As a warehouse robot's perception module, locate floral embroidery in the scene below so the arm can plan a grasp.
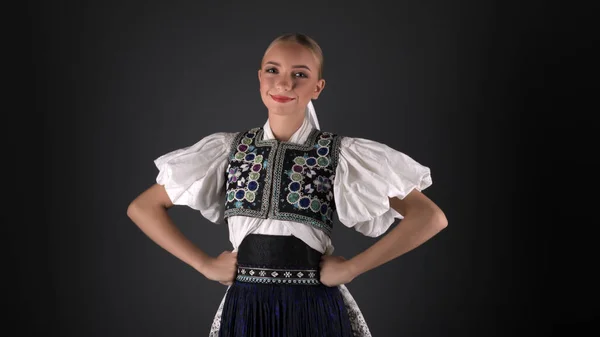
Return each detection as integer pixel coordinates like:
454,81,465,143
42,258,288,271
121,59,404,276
224,128,269,208
275,131,339,231
314,175,332,193
227,167,241,184
224,128,342,235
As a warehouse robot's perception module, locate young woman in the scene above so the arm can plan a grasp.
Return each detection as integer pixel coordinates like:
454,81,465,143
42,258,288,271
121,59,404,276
127,33,448,337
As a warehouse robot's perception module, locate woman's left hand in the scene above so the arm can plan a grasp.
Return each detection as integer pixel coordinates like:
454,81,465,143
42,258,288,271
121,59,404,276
319,255,356,287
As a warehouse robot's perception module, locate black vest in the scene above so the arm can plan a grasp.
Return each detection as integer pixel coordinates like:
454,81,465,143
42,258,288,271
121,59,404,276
223,127,342,236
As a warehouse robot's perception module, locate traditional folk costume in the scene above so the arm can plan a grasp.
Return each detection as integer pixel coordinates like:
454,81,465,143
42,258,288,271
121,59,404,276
154,102,432,336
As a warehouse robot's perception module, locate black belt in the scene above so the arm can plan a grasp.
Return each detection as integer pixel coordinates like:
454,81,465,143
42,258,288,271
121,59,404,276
236,234,322,285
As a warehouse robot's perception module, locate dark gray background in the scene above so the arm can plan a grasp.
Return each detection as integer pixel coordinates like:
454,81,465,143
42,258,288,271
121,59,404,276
33,1,596,336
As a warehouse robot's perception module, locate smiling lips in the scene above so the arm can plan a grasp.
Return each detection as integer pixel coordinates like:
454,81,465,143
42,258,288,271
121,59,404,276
270,94,295,103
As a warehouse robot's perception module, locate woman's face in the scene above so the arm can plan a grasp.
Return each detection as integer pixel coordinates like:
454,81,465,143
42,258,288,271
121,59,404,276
258,42,325,117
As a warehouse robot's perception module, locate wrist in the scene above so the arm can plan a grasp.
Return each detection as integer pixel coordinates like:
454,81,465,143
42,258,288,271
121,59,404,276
192,254,212,274
345,258,362,280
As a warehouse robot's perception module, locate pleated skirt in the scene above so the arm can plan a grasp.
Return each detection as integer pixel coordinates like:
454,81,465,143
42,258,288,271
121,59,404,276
215,234,355,337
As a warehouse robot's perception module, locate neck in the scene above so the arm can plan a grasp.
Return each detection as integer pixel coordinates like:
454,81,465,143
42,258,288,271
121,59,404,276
268,109,305,141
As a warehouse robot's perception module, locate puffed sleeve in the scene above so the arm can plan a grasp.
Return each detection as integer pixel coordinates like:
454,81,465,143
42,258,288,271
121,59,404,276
154,132,238,224
334,137,433,237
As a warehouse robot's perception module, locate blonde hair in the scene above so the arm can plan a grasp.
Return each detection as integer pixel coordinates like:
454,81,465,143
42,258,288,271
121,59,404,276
262,33,324,79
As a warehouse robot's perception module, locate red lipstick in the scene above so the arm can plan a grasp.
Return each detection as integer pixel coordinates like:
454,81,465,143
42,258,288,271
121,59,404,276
270,95,295,103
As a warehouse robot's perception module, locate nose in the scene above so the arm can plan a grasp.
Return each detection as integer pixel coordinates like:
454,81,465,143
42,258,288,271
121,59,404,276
276,76,292,91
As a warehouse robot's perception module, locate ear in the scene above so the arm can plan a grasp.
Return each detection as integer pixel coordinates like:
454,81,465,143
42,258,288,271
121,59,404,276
258,69,262,82
312,78,326,99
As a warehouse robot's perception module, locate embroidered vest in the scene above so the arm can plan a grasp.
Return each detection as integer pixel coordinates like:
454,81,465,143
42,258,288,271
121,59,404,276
223,127,342,236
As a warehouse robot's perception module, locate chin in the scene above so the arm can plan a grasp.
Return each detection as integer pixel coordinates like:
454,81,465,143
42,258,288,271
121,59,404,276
268,106,294,116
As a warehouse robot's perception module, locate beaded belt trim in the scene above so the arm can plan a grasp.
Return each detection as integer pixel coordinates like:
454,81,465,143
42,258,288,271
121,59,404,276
236,266,321,285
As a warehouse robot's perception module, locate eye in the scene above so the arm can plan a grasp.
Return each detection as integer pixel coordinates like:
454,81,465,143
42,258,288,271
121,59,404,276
294,72,308,78
265,68,278,74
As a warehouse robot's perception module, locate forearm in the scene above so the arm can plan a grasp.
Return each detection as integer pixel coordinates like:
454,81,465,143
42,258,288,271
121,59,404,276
127,201,210,273
347,206,447,278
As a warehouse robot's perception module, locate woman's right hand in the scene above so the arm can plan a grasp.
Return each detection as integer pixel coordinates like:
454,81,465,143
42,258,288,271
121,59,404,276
201,251,238,285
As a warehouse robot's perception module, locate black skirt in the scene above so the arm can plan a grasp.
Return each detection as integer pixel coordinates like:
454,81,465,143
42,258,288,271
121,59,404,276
217,234,354,337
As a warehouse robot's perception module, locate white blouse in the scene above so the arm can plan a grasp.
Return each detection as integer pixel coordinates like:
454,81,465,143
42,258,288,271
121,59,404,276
154,117,432,255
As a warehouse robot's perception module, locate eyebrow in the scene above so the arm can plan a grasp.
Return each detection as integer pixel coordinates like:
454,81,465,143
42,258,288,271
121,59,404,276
264,61,311,71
